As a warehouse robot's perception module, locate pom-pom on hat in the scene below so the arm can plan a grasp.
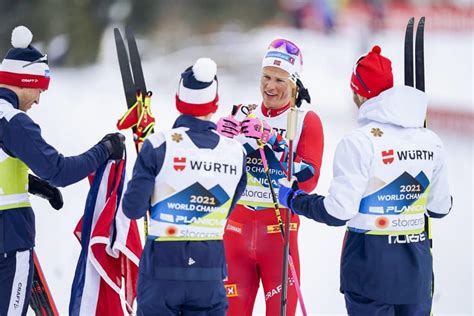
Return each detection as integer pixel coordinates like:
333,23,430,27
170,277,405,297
0,26,50,90
176,57,219,116
262,38,303,78
350,45,393,99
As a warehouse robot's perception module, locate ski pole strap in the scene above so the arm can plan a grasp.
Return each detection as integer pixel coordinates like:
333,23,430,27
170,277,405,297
116,90,155,147
135,91,155,145
116,90,143,130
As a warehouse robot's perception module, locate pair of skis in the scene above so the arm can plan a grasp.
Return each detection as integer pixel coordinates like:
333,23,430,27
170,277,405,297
404,17,425,93
405,16,434,292
114,27,153,237
114,27,154,150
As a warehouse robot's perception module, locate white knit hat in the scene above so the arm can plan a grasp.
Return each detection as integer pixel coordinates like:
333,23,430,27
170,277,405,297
261,38,303,78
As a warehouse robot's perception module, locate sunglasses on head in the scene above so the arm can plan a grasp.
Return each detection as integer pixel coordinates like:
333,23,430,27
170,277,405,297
269,39,301,56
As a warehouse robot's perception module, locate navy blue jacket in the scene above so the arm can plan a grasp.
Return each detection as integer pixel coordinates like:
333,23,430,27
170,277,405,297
123,115,247,281
0,88,110,252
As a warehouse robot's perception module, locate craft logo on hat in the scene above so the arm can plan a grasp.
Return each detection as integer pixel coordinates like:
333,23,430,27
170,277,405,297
175,57,219,117
0,25,50,90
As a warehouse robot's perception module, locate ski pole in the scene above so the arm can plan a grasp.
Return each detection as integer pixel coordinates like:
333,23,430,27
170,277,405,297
257,144,307,316
281,80,298,316
242,104,307,315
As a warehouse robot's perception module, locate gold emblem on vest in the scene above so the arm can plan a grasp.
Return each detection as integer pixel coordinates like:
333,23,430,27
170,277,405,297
171,133,183,143
371,127,384,137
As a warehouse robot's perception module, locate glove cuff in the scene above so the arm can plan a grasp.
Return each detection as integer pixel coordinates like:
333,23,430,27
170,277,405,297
289,189,306,213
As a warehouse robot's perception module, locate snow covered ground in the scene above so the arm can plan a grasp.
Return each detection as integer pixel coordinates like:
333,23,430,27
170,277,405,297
29,26,472,315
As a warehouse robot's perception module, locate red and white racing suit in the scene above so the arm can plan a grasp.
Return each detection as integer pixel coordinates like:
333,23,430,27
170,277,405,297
223,103,324,315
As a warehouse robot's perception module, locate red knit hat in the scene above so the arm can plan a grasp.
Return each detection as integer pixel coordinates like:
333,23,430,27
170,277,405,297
350,45,393,99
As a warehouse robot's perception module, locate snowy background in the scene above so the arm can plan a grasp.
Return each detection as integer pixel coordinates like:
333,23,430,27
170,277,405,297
26,24,472,315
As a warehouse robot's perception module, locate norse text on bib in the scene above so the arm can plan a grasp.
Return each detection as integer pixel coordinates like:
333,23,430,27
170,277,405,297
347,123,436,235
148,128,244,241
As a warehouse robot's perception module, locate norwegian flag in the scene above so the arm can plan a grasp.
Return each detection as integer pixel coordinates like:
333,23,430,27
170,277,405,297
69,160,142,315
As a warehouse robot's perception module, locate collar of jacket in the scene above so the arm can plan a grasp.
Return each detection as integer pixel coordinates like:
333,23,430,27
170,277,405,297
0,88,19,109
260,102,290,117
173,114,217,131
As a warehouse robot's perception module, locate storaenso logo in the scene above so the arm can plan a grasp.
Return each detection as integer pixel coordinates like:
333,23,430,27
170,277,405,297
190,160,238,175
397,150,433,161
13,282,23,309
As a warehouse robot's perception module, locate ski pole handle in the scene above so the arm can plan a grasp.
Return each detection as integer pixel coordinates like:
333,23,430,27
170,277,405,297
286,107,297,141
231,104,241,116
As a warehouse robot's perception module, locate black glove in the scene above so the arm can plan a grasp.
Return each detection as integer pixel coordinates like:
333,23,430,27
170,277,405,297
100,133,126,160
295,79,311,108
28,174,64,210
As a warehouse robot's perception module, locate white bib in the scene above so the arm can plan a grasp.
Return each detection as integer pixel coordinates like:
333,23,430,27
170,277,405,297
148,128,244,241
347,123,436,235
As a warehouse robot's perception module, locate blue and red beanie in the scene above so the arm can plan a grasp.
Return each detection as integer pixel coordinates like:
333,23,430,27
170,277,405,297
0,26,50,90
176,57,219,116
350,45,393,99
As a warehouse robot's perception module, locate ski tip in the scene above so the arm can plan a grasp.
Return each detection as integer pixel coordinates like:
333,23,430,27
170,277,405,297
408,17,415,23
114,28,123,38
125,25,134,36
419,16,426,25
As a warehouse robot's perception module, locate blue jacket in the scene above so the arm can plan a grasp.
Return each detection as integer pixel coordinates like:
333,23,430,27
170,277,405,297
123,114,247,281
0,88,110,252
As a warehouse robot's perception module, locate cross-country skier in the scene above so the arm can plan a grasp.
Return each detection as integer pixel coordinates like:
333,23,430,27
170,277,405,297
216,38,324,315
122,57,247,315
279,45,452,315
0,26,125,315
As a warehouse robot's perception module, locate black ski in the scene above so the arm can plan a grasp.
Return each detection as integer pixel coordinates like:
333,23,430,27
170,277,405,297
29,251,59,316
415,17,425,93
114,28,136,110
404,17,415,87
125,26,147,95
